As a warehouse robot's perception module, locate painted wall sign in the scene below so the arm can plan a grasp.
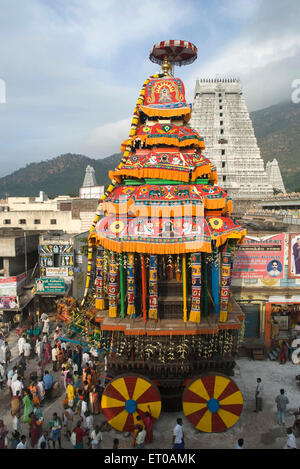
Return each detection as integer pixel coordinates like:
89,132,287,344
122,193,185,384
232,234,285,281
35,278,65,294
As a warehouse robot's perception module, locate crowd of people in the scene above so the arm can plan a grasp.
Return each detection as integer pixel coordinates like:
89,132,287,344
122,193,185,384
0,314,157,450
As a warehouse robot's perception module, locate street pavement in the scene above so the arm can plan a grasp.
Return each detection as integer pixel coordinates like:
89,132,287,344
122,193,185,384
1,324,300,450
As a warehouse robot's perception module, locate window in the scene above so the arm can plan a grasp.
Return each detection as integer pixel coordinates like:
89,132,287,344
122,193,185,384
221,149,225,155
220,120,223,126
220,113,223,117
19,219,26,225
50,219,57,225
219,99,222,103
223,175,227,182
220,129,224,134
219,106,223,110
218,93,222,97
222,161,226,168
34,219,41,224
3,219,11,225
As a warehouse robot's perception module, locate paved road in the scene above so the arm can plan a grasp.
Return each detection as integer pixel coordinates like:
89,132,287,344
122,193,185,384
1,325,300,449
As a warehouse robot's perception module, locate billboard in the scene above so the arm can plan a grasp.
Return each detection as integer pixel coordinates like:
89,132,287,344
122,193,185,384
0,272,26,297
232,234,285,281
288,233,300,278
35,278,65,294
0,296,18,310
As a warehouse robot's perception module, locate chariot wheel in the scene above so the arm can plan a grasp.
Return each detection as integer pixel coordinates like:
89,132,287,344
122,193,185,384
182,373,243,433
101,374,162,432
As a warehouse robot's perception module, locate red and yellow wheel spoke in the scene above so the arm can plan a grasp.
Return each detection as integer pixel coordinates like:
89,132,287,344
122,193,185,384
183,374,243,433
101,375,161,432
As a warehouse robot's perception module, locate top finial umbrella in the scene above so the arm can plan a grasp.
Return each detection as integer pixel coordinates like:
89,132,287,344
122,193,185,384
149,40,197,67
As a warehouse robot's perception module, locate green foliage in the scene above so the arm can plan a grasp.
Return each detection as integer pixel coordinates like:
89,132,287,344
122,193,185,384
251,100,300,192
0,152,122,198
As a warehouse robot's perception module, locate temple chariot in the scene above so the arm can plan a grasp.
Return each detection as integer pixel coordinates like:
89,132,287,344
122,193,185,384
63,41,247,434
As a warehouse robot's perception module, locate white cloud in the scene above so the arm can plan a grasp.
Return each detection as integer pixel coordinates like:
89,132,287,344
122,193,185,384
84,117,131,157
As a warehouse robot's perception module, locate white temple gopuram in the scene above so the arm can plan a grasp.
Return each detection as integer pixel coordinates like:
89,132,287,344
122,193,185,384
190,78,280,200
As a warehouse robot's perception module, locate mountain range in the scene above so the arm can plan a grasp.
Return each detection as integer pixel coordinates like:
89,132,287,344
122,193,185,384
0,100,299,198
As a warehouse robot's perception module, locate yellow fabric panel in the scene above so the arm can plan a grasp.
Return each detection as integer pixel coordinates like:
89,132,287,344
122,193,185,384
101,396,125,409
219,390,244,406
111,377,130,401
182,402,207,416
107,409,128,432
189,379,210,401
213,376,230,400
196,408,211,432
132,378,151,401
217,408,240,428
137,401,162,419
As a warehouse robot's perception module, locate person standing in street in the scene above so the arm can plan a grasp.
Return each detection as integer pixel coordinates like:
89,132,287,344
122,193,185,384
23,341,31,361
52,345,58,372
275,388,289,425
16,435,28,449
254,378,263,412
43,370,54,401
284,427,297,449
172,418,184,449
235,438,244,449
18,335,26,356
134,424,147,449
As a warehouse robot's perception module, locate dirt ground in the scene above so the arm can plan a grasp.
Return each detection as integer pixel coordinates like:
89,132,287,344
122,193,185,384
1,325,300,450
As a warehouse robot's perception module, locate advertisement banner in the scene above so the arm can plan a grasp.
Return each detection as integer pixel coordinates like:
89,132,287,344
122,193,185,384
232,234,285,281
45,267,69,277
35,278,65,294
288,233,300,278
0,296,18,309
0,272,26,297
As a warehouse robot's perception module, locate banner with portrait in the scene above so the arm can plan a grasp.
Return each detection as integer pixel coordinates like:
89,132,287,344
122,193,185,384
288,233,300,278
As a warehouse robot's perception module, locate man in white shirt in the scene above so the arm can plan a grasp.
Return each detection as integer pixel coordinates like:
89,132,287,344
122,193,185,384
135,425,147,449
172,418,184,449
254,378,263,412
18,336,26,356
52,346,58,371
82,351,90,369
284,427,297,449
11,376,24,397
37,431,50,449
35,339,43,361
23,341,31,360
16,435,28,449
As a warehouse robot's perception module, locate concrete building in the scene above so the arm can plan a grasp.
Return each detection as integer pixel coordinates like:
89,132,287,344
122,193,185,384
0,192,100,233
35,231,89,316
190,78,275,200
0,228,39,321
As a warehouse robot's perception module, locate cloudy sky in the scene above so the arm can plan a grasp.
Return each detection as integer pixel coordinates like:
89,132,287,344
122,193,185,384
0,0,299,176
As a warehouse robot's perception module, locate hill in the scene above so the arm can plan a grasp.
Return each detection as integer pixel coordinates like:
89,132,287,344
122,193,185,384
250,101,300,192
1,100,300,197
0,152,121,198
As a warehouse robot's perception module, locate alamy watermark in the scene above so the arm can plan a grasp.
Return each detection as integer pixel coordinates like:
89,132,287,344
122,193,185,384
291,79,300,104
0,78,6,103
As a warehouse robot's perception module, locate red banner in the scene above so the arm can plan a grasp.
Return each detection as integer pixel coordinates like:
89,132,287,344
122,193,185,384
232,234,285,279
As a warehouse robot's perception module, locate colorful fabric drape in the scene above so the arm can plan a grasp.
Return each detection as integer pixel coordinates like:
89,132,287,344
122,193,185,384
211,245,219,316
220,244,232,322
108,252,118,318
149,254,158,321
95,247,105,310
182,254,187,322
119,253,125,319
127,254,136,317
141,255,147,323
189,253,201,323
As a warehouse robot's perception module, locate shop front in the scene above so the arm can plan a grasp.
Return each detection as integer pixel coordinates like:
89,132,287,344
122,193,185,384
265,300,300,349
